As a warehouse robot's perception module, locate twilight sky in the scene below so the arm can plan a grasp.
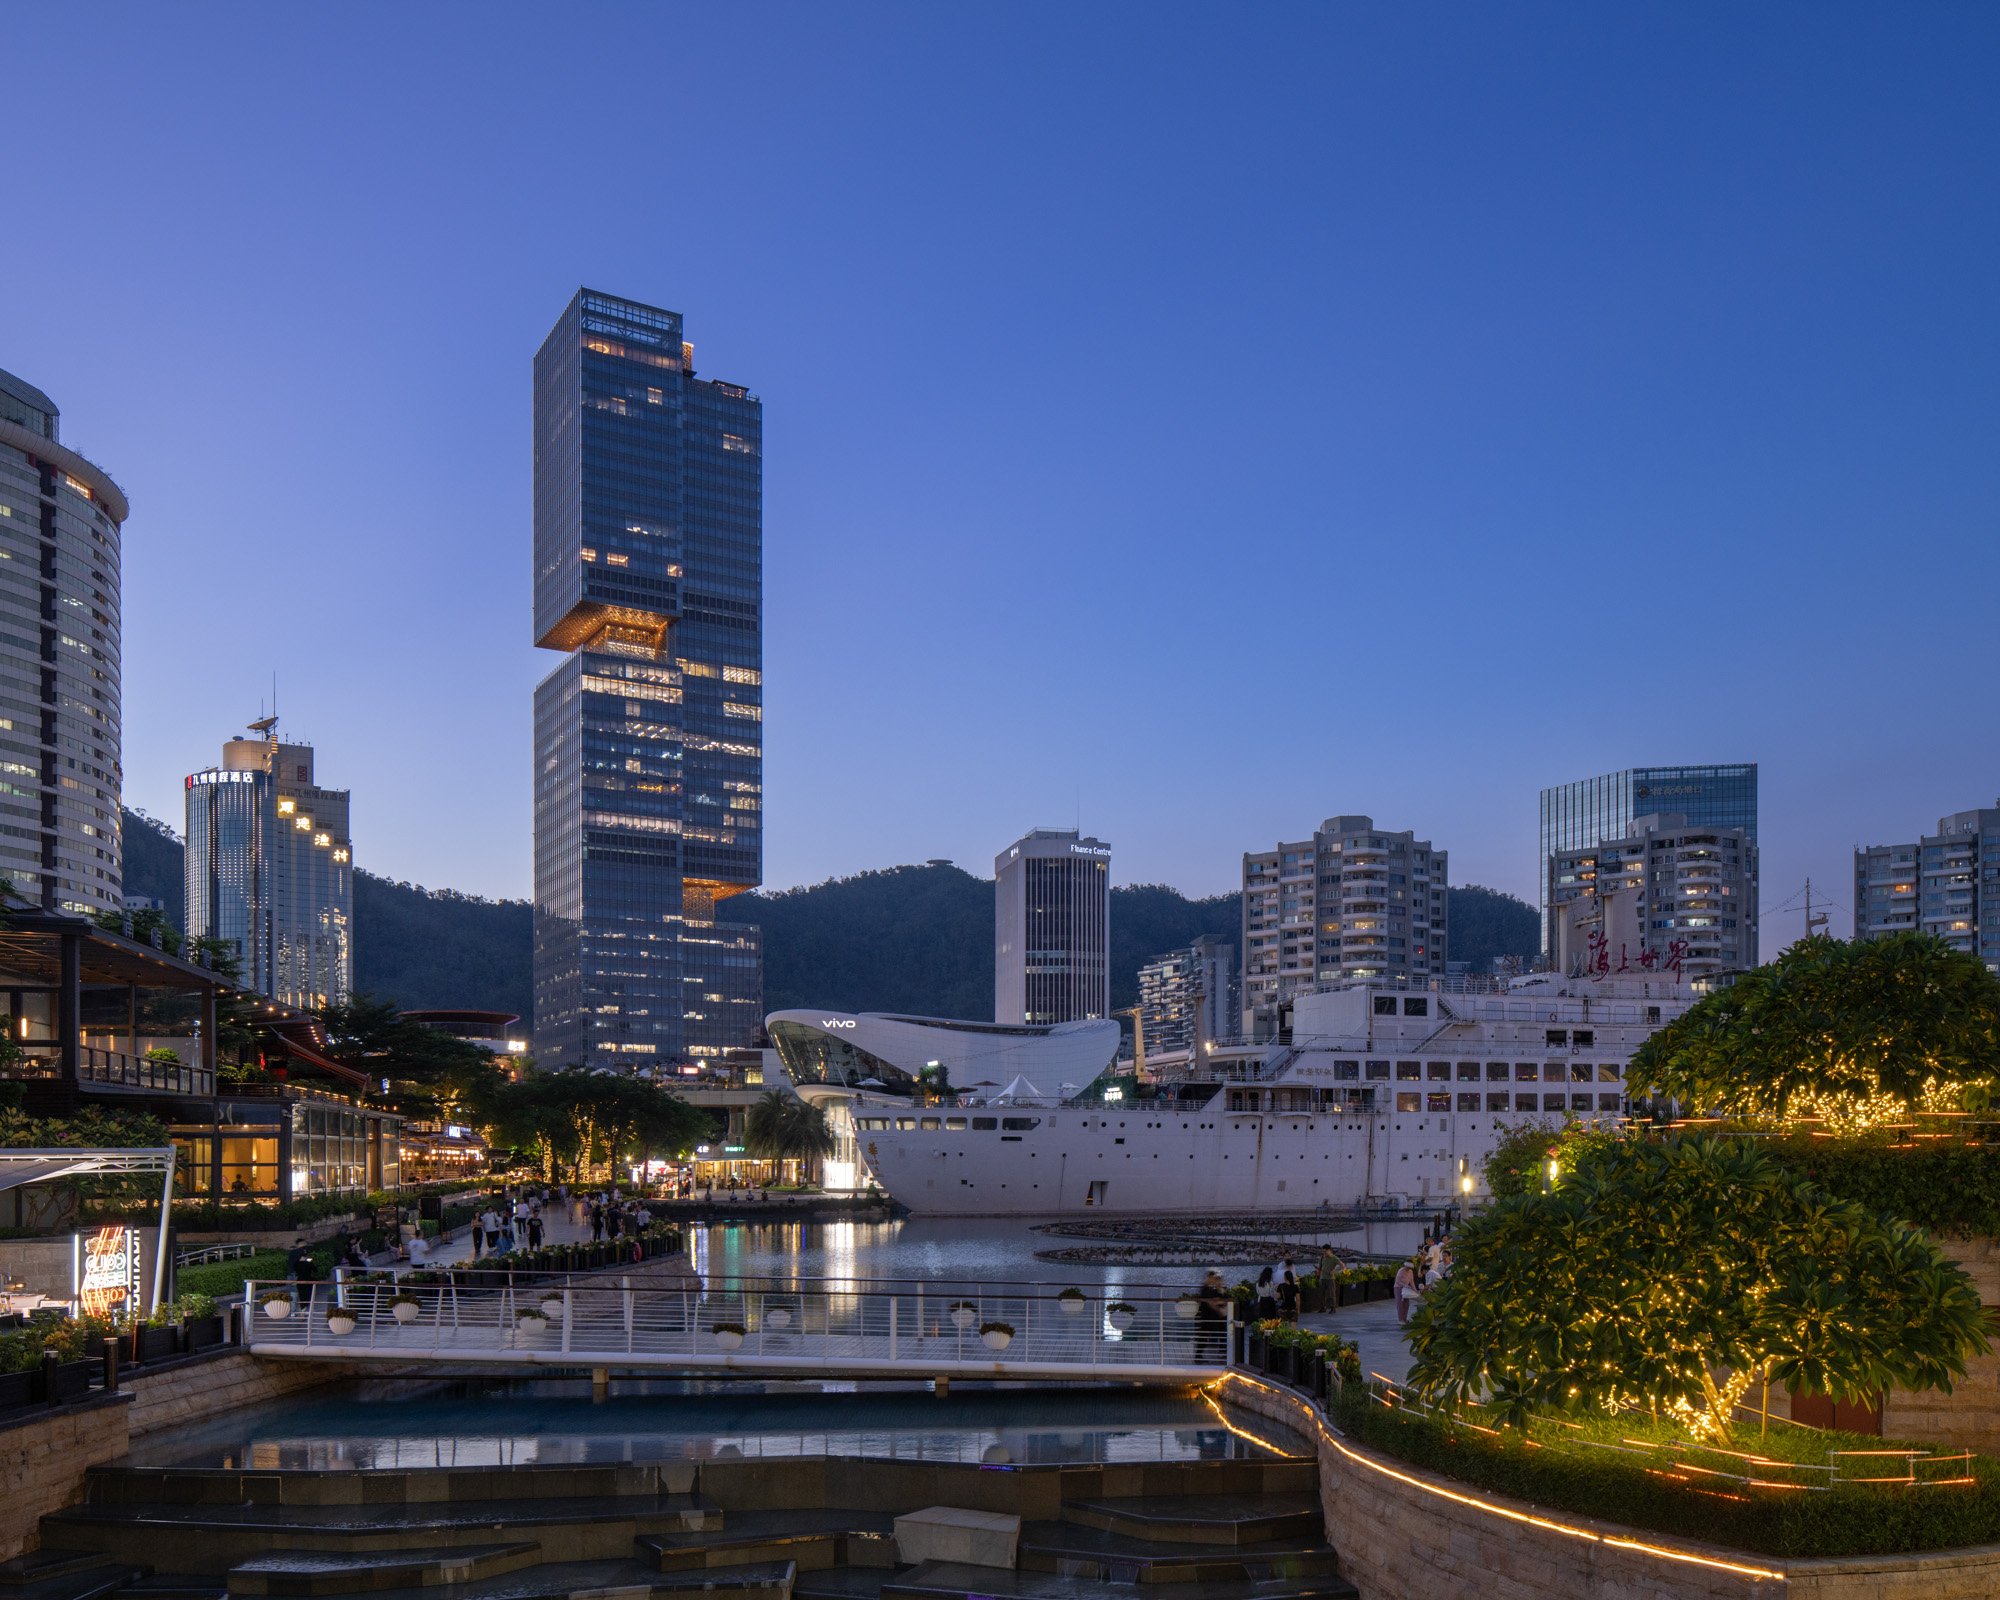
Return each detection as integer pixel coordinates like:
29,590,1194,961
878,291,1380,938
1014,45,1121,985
5,5,1997,942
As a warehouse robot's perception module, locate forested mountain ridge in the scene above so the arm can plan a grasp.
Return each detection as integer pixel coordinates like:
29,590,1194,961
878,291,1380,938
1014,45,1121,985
116,810,1542,1034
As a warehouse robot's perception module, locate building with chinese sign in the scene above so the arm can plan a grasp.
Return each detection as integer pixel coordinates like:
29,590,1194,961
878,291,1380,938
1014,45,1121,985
184,718,353,1009
1549,811,1759,982
1855,802,2000,973
1241,816,1448,1041
1538,763,1758,958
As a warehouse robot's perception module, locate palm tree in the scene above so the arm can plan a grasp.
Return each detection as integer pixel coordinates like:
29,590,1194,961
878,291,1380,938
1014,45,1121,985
743,1092,837,1187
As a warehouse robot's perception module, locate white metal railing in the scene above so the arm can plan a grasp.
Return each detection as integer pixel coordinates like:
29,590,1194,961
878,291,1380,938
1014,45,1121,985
176,1241,257,1268
241,1277,1234,1379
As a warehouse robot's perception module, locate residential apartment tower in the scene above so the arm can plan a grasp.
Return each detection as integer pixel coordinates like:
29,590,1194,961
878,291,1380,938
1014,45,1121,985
1241,816,1447,1040
1538,764,1757,957
1548,811,1757,982
1856,804,2000,972
0,368,127,915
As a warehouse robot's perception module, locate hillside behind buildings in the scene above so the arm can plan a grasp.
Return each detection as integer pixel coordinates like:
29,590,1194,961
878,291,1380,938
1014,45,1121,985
116,811,1540,1040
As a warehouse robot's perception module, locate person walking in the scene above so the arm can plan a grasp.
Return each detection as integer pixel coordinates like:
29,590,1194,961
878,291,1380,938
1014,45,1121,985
1194,1271,1230,1362
526,1207,544,1249
287,1239,322,1316
590,1201,605,1242
1253,1267,1278,1324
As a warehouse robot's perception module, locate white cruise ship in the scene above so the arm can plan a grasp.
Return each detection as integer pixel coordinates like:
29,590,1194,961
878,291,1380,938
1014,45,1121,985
773,974,1698,1218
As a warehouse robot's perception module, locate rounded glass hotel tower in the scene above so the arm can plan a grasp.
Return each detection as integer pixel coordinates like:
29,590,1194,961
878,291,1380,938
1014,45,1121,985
0,369,127,915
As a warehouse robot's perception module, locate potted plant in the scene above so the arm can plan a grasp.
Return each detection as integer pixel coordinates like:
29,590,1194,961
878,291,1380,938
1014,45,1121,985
135,1321,180,1364
260,1291,295,1320
764,1303,794,1331
712,1321,746,1352
390,1292,422,1324
1174,1294,1201,1321
539,1294,565,1320
325,1308,358,1336
980,1321,1014,1352
948,1300,978,1331
1106,1302,1136,1332
516,1307,549,1337
1056,1287,1087,1316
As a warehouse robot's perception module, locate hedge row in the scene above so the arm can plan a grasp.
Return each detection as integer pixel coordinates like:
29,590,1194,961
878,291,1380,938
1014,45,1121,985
1328,1385,2000,1558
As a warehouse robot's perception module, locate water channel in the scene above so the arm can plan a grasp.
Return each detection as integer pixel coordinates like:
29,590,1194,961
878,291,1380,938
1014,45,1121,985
679,1213,1434,1294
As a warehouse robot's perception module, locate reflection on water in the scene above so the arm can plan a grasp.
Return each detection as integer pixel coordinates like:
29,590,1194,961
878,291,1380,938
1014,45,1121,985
685,1214,1433,1294
129,1380,1310,1472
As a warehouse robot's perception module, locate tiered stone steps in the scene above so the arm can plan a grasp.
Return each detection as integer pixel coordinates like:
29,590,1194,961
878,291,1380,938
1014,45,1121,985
23,1419,1349,1600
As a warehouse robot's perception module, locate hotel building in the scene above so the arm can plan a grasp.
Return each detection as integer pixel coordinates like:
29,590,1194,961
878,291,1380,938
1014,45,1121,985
184,721,353,1008
1241,816,1448,1040
0,368,128,915
1856,804,2000,972
531,290,763,1070
995,828,1111,1025
1548,811,1758,981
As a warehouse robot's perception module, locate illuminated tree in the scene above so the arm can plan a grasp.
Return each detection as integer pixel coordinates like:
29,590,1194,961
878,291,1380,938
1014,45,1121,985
1408,1135,1988,1441
1629,933,2000,1131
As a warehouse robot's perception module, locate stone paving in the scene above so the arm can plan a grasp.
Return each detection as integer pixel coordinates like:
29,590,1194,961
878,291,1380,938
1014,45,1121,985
1296,1298,1414,1384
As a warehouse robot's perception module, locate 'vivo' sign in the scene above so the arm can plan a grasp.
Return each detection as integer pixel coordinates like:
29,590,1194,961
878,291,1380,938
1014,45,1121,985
821,1019,857,1029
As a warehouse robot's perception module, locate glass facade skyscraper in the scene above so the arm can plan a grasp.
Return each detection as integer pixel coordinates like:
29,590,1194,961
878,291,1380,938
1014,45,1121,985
184,725,353,1008
1538,764,1758,957
532,290,763,1070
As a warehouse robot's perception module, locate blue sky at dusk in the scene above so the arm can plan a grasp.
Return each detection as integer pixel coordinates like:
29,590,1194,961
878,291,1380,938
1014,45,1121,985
4,5,1996,942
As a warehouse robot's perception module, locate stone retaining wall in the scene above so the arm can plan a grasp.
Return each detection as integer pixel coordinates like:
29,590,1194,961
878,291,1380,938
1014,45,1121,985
0,1397,129,1563
0,1350,352,1559
1216,1370,2000,1599
124,1349,348,1439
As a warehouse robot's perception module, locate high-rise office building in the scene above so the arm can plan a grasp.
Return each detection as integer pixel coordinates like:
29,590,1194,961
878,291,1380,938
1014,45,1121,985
1539,764,1757,956
1548,812,1757,981
0,368,128,915
995,829,1111,1025
185,721,353,1008
1137,935,1238,1055
1856,804,2000,973
531,290,763,1070
1241,816,1448,1039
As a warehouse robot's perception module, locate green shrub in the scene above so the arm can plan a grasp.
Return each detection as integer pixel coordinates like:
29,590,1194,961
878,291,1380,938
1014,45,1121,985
175,1250,291,1299
1329,1385,2000,1558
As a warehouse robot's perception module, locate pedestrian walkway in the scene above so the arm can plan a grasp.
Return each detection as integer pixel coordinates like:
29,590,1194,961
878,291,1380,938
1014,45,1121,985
413,1198,625,1270
1297,1298,1413,1384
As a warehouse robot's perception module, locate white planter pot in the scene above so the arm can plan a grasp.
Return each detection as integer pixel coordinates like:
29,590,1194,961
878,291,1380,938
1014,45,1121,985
1174,1300,1200,1321
516,1316,549,1338
714,1329,745,1352
765,1308,792,1331
950,1308,978,1331
1108,1311,1135,1332
391,1302,420,1324
981,1329,1013,1352
262,1299,293,1321
540,1298,565,1320
325,1313,356,1337
1058,1297,1087,1316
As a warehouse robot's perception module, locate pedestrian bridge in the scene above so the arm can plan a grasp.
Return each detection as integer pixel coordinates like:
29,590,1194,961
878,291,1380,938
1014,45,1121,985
241,1277,1235,1382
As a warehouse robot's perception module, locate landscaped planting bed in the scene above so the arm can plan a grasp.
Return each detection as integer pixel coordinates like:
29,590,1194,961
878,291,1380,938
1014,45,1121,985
1331,1379,2000,1558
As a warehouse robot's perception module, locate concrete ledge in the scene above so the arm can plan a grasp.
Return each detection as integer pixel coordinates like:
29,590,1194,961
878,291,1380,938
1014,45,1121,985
1215,1370,2000,1599
894,1506,1020,1569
